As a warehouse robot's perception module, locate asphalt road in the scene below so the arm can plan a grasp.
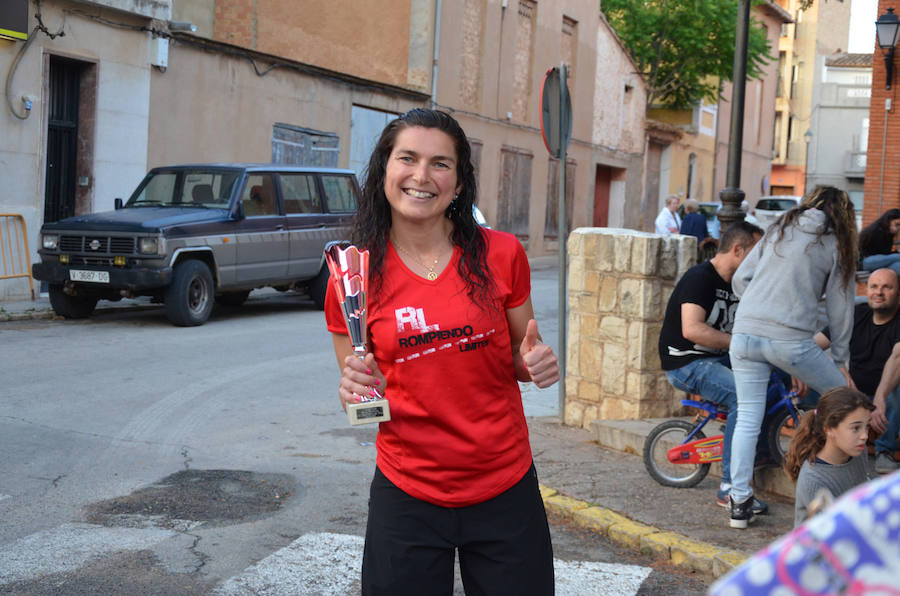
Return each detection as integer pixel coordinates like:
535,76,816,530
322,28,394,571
0,268,709,594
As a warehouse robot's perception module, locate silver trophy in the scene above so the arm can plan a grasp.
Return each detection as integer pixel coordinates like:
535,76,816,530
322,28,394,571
325,244,391,426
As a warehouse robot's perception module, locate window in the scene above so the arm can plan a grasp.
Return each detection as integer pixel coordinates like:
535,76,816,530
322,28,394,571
272,123,339,168
498,146,532,236
544,157,575,237
562,16,577,94
686,154,697,199
511,0,536,121
280,174,321,214
459,0,486,109
241,174,279,217
321,175,357,213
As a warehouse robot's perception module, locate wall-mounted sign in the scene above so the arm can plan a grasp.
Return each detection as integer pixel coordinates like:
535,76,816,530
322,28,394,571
0,0,28,41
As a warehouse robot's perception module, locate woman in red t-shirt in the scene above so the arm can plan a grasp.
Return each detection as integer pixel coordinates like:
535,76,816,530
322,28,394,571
326,109,559,595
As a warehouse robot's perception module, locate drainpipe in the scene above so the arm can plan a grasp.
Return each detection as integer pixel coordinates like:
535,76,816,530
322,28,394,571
431,0,442,108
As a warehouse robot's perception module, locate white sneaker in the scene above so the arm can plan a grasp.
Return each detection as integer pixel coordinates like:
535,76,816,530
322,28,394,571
875,452,899,474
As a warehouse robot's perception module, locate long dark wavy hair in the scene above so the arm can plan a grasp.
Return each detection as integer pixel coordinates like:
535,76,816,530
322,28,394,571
772,186,858,288
351,108,494,308
860,208,900,255
783,387,873,482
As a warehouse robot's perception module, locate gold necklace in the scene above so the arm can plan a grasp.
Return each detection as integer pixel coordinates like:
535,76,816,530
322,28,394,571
394,242,442,281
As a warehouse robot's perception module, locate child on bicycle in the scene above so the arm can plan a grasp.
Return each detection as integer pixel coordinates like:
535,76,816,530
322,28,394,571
784,387,875,526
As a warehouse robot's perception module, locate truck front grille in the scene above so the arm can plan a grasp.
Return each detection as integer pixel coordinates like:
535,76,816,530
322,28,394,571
58,235,136,255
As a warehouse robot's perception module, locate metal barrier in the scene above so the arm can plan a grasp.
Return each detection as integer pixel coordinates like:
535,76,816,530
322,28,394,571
0,213,35,299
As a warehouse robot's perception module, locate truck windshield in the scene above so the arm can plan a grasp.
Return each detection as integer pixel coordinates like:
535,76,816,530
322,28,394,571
126,171,241,208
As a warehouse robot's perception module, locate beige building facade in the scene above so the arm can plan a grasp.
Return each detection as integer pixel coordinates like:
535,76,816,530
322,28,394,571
0,0,172,299
203,0,649,255
1,0,649,299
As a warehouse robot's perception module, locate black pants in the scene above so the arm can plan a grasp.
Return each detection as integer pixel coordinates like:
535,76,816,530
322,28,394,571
361,464,554,596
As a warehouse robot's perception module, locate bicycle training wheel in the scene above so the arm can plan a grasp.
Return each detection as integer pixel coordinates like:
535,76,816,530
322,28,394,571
643,419,711,488
766,405,813,466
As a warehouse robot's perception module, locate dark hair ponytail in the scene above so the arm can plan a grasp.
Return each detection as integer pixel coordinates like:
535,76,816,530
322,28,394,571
784,387,874,481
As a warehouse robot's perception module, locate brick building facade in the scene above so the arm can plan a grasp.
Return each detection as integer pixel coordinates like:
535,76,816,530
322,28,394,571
862,1,900,226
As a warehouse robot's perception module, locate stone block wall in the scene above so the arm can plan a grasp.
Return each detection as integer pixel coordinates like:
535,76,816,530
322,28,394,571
565,228,697,429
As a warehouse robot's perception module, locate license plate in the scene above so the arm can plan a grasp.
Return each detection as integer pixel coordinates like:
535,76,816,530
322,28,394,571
69,270,109,283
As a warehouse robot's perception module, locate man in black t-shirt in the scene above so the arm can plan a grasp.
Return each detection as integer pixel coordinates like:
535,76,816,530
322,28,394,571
816,268,900,473
659,221,763,509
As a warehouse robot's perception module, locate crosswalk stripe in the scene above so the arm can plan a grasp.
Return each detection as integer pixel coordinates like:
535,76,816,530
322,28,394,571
0,522,178,584
216,532,653,595
1,525,653,594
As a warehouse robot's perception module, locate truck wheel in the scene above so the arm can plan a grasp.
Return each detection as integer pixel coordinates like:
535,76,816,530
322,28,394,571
165,260,214,326
215,290,250,307
49,284,98,319
309,264,330,310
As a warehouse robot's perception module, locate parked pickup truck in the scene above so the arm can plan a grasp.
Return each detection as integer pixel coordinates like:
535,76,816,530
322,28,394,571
32,163,357,326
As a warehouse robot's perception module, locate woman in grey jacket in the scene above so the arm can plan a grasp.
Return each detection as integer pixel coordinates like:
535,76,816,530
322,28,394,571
726,186,858,529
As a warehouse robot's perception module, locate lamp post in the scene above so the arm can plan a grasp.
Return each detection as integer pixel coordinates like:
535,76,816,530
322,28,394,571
876,8,900,213
803,129,812,195
718,0,751,228
877,8,900,90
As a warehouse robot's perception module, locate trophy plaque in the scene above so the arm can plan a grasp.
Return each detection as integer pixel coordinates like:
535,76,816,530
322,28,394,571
325,244,391,426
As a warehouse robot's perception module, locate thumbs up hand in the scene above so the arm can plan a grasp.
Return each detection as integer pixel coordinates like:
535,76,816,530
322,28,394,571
519,319,559,388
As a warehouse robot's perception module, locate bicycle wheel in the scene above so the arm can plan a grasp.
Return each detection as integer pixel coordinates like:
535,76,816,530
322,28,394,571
643,420,711,488
766,405,813,466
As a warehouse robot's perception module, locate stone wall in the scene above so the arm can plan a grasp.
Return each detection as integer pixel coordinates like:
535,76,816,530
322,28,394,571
565,228,696,429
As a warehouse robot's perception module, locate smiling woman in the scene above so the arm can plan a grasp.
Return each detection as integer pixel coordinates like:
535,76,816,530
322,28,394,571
324,108,560,595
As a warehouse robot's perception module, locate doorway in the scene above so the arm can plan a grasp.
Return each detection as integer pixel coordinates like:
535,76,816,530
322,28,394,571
43,55,96,224
593,165,611,227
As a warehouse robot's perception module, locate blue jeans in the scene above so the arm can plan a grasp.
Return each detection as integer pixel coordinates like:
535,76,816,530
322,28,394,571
875,388,900,455
862,254,900,277
665,355,737,485
729,334,848,503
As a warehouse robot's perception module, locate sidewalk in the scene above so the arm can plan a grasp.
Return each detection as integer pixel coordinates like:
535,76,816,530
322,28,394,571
528,416,796,579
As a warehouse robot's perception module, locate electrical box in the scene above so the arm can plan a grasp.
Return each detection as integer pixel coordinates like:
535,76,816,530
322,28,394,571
151,37,169,68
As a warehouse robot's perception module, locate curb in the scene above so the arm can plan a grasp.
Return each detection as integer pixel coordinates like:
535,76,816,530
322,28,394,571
540,485,747,578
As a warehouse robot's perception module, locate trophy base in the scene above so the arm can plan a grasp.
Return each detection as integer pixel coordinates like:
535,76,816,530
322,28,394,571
347,398,391,426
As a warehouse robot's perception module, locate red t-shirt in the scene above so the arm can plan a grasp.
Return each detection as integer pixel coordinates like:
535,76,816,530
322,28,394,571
325,228,533,507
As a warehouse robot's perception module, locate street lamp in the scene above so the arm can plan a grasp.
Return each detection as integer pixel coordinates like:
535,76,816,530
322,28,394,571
718,0,751,227
876,8,900,89
803,129,812,195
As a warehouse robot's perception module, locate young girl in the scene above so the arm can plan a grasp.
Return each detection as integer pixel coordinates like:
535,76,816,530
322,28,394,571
727,186,858,529
784,387,875,527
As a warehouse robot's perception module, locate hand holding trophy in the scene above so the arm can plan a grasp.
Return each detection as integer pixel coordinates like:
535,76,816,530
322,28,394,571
325,244,391,426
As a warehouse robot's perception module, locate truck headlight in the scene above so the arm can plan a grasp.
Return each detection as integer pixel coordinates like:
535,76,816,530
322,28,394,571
42,234,58,250
138,237,159,254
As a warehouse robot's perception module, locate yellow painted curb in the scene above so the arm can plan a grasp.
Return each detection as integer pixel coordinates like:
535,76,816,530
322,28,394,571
545,487,746,578
669,537,723,574
607,519,659,550
538,484,558,500
713,550,748,577
544,494,589,518
573,506,630,534
640,531,684,559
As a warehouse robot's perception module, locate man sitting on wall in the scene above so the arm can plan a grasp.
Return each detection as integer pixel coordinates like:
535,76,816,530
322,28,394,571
658,221,765,510
815,268,900,473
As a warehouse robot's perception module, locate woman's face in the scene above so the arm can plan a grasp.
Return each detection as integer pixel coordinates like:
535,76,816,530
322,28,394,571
384,126,461,225
825,406,871,460
889,218,900,235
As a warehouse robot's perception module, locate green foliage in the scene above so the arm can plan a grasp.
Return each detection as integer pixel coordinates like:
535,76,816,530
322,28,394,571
602,0,774,109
